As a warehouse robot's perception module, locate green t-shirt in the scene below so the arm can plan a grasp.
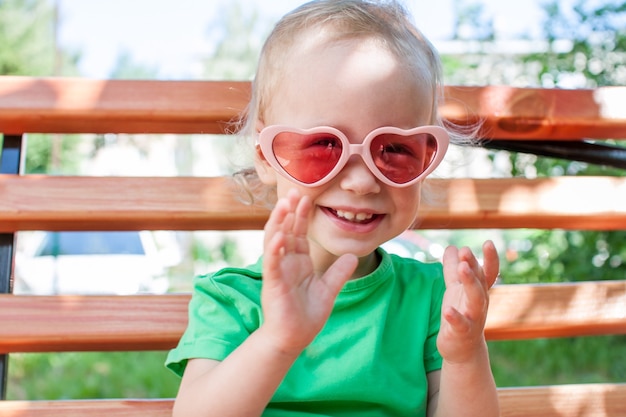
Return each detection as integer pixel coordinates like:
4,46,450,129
166,248,445,417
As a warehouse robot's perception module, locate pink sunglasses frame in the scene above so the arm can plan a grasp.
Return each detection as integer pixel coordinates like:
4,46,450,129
257,125,450,187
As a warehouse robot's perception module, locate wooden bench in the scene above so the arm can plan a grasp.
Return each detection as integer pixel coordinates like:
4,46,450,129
1,76,625,417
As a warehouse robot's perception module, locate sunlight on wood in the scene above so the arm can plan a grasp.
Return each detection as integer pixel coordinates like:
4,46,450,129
499,384,626,417
500,177,626,215
594,87,626,120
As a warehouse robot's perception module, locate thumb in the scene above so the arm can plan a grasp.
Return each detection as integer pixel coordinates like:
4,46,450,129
322,253,358,295
482,240,500,288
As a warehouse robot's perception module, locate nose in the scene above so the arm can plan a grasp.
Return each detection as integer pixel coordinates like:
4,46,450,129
338,155,382,195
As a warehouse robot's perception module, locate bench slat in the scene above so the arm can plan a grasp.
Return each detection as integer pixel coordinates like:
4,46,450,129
1,281,624,353
443,85,626,140
1,77,625,139
497,383,626,417
0,399,173,417
0,77,250,135
486,280,626,340
2,175,625,232
0,294,189,353
1,384,625,417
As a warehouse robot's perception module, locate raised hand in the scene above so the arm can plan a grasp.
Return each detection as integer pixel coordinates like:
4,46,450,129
260,189,358,355
437,240,499,364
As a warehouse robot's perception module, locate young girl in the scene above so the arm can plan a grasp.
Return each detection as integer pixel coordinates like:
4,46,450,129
166,1,500,416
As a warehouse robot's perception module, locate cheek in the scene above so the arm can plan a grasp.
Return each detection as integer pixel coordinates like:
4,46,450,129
274,178,315,201
396,186,423,226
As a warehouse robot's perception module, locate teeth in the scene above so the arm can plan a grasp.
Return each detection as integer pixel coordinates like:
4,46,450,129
336,210,373,222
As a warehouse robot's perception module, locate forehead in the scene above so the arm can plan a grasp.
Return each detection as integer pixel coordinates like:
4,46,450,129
265,32,434,129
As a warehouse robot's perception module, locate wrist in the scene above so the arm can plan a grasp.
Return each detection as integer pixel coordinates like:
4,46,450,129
441,339,491,368
255,325,308,360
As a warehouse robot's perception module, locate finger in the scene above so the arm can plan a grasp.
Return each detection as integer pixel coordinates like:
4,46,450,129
457,247,483,278
459,245,499,291
268,190,301,253
456,261,489,319
281,212,297,253
263,230,286,282
263,195,292,249
442,305,471,334
292,195,312,254
293,194,311,235
482,240,500,288
442,245,461,286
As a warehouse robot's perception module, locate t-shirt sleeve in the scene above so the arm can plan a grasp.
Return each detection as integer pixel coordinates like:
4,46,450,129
165,270,263,377
423,263,445,373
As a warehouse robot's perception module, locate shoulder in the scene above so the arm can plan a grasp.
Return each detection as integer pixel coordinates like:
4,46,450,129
383,249,443,282
191,259,264,307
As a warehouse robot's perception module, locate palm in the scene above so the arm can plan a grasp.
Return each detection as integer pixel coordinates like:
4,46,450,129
260,190,357,354
437,242,499,363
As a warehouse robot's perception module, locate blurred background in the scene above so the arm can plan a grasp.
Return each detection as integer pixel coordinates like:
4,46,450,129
1,0,625,401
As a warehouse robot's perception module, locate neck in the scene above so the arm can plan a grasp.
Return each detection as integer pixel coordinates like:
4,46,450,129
352,250,380,279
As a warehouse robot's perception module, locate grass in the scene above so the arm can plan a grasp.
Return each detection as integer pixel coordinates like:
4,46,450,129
7,351,180,400
489,335,626,387
7,336,625,400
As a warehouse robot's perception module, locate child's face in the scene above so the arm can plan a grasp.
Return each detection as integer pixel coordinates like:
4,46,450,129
257,33,435,273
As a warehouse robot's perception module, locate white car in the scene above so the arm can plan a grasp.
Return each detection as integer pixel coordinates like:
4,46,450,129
14,231,170,295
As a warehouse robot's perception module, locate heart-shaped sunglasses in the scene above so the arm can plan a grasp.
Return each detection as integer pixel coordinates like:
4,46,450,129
257,125,449,187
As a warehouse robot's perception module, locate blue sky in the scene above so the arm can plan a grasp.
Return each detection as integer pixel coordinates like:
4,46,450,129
57,0,553,79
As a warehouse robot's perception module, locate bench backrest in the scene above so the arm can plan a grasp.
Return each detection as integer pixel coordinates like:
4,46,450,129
1,77,625,417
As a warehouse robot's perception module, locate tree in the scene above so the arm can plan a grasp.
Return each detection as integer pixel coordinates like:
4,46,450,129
109,49,159,80
0,0,82,174
531,0,626,87
436,0,626,284
500,0,626,284
0,0,79,76
202,2,265,81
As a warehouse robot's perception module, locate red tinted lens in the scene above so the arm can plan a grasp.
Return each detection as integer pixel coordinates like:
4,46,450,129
272,132,344,184
370,133,438,184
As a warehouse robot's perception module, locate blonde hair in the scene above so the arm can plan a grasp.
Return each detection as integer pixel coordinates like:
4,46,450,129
233,0,456,207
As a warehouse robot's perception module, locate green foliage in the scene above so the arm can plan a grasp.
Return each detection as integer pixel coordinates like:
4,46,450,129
109,50,160,79
502,229,626,284
1,0,84,174
24,134,82,174
489,335,626,387
7,351,179,400
451,0,494,41
0,0,54,75
475,0,626,284
202,2,266,80
532,0,626,87
444,0,626,389
192,235,245,267
0,0,79,76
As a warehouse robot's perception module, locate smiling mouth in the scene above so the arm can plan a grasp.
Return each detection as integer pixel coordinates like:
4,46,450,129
328,208,378,224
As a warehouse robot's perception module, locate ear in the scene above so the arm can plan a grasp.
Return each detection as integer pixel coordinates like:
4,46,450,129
254,121,278,186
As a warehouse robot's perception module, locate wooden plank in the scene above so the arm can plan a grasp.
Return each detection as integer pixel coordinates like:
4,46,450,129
0,384,625,417
0,294,189,353
443,85,626,140
486,280,626,340
0,399,173,417
1,77,625,139
0,175,268,232
0,77,250,134
498,383,626,417
1,175,625,232
0,281,624,353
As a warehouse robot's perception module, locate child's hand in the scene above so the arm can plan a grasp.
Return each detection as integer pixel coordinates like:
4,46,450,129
260,189,358,356
437,241,499,364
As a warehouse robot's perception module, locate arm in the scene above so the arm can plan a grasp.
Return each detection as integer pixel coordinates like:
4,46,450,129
172,189,358,417
427,241,500,417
